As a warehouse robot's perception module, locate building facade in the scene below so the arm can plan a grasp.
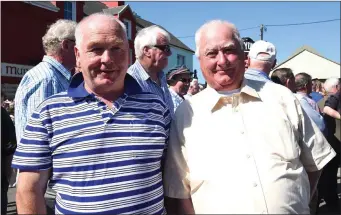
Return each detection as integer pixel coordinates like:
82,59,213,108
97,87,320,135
1,1,194,99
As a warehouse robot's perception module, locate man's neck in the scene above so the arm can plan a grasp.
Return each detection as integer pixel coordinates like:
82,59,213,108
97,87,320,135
84,84,124,109
248,66,270,75
47,54,71,71
138,59,160,82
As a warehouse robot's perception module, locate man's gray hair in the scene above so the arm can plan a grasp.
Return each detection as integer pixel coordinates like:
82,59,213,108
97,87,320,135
134,25,171,59
324,77,340,93
75,13,127,49
195,20,243,57
42,19,77,55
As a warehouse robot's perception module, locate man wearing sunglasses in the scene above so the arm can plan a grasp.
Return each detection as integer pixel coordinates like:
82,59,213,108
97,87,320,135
166,65,193,112
128,25,175,117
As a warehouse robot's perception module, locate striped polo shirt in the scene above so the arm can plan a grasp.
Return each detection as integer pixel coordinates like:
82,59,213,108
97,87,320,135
12,72,171,214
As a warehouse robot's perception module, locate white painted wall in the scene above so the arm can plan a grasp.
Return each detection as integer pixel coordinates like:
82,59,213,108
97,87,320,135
273,50,340,79
164,46,194,73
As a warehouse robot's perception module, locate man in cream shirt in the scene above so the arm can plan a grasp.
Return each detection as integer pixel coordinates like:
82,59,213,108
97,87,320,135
163,20,336,214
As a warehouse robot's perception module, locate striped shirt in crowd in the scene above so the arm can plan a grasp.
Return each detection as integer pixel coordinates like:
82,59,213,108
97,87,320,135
12,72,171,214
128,60,175,118
169,87,184,112
14,55,72,142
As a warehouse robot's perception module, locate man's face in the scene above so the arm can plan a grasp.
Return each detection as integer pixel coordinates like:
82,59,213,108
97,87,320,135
198,25,245,91
149,34,172,71
190,84,200,95
173,73,192,96
75,19,129,94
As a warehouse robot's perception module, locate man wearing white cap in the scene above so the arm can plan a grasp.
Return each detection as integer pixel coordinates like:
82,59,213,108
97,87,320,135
244,40,277,82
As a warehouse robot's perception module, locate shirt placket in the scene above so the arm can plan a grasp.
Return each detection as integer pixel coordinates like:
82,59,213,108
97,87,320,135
232,94,268,214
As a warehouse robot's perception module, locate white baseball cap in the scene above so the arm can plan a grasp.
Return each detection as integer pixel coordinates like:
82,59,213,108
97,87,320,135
249,40,276,62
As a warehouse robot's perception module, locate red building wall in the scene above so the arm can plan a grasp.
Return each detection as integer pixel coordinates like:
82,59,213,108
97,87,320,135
1,1,84,87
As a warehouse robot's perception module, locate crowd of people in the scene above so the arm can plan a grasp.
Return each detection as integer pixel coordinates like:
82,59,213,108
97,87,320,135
1,12,340,215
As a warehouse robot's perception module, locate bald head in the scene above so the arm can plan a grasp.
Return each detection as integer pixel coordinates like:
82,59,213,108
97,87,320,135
75,13,127,49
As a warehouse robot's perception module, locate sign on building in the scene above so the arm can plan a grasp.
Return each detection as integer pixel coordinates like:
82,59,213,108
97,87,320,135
1,62,33,77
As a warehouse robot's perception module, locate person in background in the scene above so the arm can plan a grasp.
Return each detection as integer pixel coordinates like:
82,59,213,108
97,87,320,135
12,13,171,214
294,73,325,132
270,67,296,92
1,106,17,215
128,25,174,116
163,19,335,214
166,65,193,111
310,79,325,103
184,79,200,100
13,19,77,188
317,77,341,214
244,40,277,82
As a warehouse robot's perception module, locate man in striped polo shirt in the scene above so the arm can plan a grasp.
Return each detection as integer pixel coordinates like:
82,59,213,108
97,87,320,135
12,13,171,215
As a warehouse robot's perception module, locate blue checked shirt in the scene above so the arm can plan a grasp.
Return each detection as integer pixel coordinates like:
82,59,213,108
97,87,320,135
14,55,71,142
128,60,175,118
169,87,184,112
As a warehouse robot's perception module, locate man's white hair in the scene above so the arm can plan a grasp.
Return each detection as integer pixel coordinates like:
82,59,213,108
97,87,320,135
42,19,77,55
75,13,127,49
324,77,340,93
195,20,243,57
134,25,171,59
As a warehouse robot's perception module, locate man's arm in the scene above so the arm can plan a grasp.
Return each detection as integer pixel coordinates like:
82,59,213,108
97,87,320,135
16,169,51,214
323,106,341,120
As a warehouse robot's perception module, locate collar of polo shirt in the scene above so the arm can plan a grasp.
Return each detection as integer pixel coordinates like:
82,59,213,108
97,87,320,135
67,72,142,100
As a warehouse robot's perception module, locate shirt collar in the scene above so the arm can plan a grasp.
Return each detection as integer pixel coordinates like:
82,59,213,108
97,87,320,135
42,55,72,81
202,78,261,113
134,60,165,81
68,72,142,99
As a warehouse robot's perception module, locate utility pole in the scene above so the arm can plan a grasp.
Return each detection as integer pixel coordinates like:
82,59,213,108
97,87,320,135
260,24,264,40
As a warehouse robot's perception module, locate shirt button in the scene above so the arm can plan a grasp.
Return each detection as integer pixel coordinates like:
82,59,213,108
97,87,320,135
241,131,244,134
246,154,251,158
253,182,258,187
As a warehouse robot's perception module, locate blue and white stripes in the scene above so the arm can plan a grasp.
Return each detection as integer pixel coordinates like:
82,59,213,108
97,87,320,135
128,60,175,118
14,55,71,143
12,73,171,214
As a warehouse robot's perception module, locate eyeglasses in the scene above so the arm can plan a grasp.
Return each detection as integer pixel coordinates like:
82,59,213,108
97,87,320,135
178,78,192,83
151,44,171,53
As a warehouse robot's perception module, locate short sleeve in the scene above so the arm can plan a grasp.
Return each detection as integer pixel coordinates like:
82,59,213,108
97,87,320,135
297,101,336,172
324,94,339,110
12,106,52,171
163,102,192,199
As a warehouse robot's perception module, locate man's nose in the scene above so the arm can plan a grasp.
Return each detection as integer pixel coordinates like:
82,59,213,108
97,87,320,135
217,51,228,66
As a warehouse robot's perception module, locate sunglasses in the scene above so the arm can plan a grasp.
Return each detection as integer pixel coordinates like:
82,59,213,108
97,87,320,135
178,78,192,83
151,44,171,53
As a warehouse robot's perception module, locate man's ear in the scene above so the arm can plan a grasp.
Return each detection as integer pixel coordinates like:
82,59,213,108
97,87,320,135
143,46,151,58
74,46,81,70
61,39,70,50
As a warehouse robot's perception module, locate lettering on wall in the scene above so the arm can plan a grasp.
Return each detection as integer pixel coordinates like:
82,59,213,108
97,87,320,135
1,63,33,77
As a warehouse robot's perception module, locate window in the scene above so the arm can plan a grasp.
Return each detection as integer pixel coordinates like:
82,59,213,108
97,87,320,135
177,54,185,66
64,2,76,21
123,19,132,40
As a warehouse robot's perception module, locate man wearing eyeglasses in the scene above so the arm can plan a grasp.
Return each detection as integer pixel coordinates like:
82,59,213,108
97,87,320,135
128,25,175,117
166,65,193,112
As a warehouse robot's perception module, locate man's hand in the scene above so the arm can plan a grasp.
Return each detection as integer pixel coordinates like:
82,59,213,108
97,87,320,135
16,169,51,214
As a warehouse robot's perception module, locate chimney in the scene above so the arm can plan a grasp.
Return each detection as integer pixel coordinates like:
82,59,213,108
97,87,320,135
101,1,125,8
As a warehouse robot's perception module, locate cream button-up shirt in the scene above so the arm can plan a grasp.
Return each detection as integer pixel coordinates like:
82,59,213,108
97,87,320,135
163,79,336,214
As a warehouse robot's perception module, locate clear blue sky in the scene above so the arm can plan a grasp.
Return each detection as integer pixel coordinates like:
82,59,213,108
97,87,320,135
127,1,340,83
